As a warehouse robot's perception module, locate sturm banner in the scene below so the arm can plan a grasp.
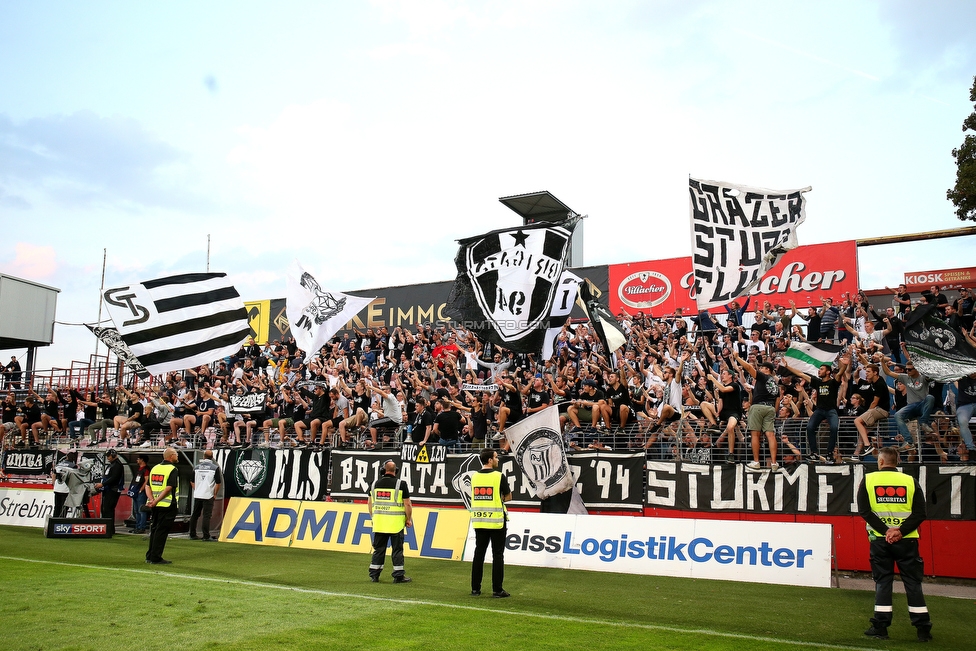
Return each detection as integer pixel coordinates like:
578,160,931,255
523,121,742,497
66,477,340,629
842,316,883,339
329,450,645,511
645,461,976,520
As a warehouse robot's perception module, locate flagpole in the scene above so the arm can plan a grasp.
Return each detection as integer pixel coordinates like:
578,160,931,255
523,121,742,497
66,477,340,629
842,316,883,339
94,248,106,361
207,234,211,272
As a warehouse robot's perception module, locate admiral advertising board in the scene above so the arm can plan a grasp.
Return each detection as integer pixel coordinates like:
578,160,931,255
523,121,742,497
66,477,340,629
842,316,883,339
467,512,832,588
218,498,470,560
608,241,858,317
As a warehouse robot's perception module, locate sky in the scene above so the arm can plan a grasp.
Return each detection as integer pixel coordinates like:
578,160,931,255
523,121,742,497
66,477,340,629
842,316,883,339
1,0,975,371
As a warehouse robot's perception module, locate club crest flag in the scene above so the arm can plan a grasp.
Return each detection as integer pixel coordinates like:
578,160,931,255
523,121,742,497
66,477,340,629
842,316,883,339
903,303,976,382
286,261,374,362
85,323,151,379
102,272,250,376
447,219,578,354
689,178,811,311
502,406,576,501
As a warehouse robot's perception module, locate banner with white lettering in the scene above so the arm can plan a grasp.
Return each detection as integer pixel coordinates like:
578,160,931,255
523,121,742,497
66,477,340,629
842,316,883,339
1,448,56,476
329,450,645,511
689,178,812,310
230,391,269,415
645,461,975,520
213,447,330,500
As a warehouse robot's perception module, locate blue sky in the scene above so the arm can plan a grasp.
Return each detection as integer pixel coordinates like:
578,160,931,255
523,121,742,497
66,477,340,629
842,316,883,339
1,0,974,369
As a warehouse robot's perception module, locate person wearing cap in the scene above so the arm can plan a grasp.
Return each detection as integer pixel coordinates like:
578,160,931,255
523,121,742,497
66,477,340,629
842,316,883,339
145,447,180,565
367,459,412,583
857,446,932,642
94,449,125,521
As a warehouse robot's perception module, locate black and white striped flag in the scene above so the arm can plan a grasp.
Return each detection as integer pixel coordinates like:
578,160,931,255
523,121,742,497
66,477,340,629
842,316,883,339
102,272,250,376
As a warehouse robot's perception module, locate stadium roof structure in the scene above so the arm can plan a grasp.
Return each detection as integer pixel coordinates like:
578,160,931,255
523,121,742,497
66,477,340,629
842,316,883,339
499,190,578,224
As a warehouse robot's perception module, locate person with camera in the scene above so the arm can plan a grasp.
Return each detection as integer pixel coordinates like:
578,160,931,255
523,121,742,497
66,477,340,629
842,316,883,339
94,449,124,521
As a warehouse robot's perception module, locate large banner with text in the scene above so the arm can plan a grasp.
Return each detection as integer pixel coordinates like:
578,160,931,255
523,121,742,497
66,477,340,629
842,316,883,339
329,449,645,511
218,498,470,560
645,462,976,520
467,511,832,587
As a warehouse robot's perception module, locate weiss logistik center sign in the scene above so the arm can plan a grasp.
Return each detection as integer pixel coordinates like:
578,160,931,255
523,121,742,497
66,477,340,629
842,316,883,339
219,498,832,588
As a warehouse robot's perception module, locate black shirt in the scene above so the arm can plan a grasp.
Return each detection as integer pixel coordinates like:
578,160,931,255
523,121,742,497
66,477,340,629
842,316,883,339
809,376,841,412
751,371,779,405
433,409,463,441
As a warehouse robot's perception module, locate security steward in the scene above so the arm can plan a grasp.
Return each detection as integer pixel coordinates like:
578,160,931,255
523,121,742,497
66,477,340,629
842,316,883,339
469,447,512,598
368,460,412,583
856,446,933,642
144,447,180,565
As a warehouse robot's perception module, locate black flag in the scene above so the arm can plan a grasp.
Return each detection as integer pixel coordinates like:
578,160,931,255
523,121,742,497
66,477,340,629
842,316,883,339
579,278,627,358
446,219,577,353
903,304,976,382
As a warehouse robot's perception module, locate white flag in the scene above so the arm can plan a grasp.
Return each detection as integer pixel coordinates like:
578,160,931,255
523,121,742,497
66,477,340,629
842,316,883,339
503,406,575,501
286,261,374,362
102,272,250,376
689,178,811,310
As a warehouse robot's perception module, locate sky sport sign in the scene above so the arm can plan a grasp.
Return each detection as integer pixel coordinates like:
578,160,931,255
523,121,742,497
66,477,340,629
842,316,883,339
469,512,832,588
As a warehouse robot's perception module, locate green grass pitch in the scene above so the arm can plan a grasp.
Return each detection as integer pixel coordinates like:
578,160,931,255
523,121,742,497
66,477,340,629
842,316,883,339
0,525,969,650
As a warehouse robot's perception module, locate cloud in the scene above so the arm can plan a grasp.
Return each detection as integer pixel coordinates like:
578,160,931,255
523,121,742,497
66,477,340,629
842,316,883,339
6,242,58,280
0,110,210,211
0,185,30,209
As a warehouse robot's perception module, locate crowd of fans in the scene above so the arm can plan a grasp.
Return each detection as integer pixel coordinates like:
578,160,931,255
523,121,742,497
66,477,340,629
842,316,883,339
2,284,975,467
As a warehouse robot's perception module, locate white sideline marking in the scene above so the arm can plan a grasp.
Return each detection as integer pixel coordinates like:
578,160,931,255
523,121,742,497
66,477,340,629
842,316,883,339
0,555,876,650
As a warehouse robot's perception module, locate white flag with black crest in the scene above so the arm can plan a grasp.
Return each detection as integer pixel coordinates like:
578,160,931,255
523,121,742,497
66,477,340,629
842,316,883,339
689,178,811,310
286,260,374,362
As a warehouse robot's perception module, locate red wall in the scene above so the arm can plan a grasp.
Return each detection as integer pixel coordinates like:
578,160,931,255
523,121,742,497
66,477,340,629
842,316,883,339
643,507,976,579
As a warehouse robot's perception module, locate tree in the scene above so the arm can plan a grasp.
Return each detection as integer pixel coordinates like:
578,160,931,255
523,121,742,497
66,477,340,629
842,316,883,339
947,75,976,222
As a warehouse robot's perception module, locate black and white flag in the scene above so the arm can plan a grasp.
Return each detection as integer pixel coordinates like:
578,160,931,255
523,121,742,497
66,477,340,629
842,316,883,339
903,304,976,382
502,406,586,514
579,278,627,357
286,261,374,363
85,323,150,379
541,269,583,360
230,391,268,415
689,178,811,310
446,219,577,354
102,273,250,376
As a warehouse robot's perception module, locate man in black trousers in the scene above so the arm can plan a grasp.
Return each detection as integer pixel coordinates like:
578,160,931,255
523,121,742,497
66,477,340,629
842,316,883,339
145,447,180,565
